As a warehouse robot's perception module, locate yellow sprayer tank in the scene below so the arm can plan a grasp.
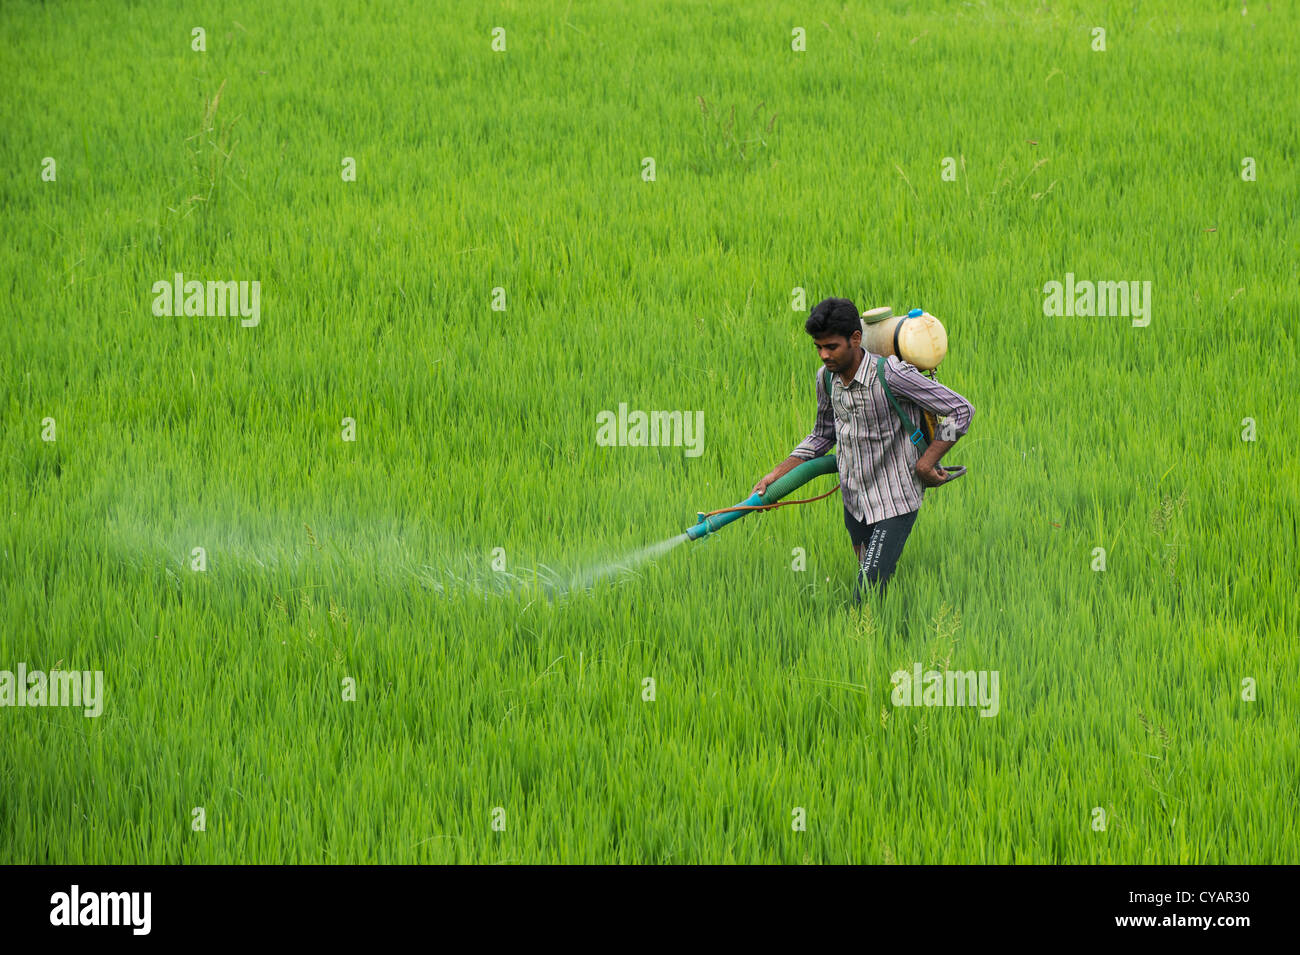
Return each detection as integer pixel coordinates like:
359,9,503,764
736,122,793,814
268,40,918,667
861,306,948,370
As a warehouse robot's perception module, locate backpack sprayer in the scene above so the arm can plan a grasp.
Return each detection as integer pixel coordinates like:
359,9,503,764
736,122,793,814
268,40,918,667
685,306,957,541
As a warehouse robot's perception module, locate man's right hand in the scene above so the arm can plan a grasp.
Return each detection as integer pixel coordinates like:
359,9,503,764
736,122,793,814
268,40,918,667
753,456,805,497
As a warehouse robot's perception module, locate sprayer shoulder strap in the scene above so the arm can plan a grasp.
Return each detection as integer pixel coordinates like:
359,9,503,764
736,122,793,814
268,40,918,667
823,368,833,405
876,356,929,452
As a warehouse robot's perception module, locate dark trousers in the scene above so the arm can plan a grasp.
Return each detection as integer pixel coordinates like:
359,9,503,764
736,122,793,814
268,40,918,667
844,507,919,602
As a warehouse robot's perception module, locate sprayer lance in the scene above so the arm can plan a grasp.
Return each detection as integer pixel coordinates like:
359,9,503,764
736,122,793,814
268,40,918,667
685,454,839,541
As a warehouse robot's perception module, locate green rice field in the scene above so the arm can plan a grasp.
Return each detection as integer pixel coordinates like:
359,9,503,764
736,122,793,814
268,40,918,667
2,0,1296,863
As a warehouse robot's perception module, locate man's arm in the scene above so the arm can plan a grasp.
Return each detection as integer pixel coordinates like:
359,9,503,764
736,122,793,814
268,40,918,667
884,357,975,486
753,368,835,494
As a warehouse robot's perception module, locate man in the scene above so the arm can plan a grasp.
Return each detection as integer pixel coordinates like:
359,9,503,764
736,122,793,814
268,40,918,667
754,297,974,601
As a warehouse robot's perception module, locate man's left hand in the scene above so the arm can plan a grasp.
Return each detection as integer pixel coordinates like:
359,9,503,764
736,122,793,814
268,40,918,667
915,462,951,487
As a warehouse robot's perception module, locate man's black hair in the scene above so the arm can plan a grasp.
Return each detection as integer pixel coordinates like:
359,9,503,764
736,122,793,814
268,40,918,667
805,297,862,340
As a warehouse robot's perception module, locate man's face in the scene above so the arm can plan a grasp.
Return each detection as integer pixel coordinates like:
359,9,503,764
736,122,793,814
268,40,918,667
813,331,862,373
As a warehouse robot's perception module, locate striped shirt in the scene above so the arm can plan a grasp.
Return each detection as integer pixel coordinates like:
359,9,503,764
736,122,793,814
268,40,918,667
789,351,975,525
